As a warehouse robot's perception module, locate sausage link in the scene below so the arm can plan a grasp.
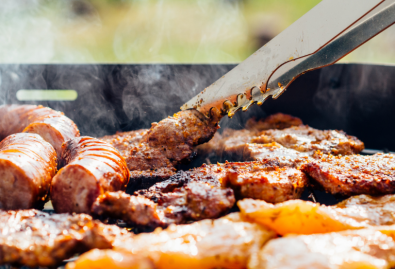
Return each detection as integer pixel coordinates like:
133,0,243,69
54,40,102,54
0,105,80,164
51,136,130,214
0,133,57,209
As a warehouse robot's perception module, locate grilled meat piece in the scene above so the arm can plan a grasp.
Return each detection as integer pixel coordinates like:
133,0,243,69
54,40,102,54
51,137,130,214
242,142,311,167
252,125,364,156
252,227,395,269
302,153,395,196
0,104,80,163
100,110,220,191
224,161,309,203
142,110,220,164
245,113,303,132
0,209,128,268
139,160,308,203
108,213,275,269
215,124,364,162
93,182,235,228
239,194,395,236
100,129,148,158
0,133,57,210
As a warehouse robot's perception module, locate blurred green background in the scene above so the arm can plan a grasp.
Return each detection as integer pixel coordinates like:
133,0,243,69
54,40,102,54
0,0,394,64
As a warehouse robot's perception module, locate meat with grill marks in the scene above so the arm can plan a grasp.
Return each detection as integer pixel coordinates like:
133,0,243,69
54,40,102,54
216,125,364,162
0,104,80,164
302,153,395,196
92,182,235,228
51,136,130,214
92,159,308,228
0,209,129,268
100,109,220,191
0,133,57,210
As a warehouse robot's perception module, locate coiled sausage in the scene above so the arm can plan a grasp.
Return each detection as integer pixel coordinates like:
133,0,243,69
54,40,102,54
51,136,130,214
0,133,57,209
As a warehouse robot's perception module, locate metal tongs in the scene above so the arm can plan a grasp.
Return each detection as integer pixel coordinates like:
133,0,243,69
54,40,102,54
182,0,395,118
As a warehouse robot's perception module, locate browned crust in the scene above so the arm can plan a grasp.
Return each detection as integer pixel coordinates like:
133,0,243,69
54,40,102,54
0,209,128,267
302,154,395,196
0,105,80,164
51,136,130,214
0,133,57,209
245,113,303,132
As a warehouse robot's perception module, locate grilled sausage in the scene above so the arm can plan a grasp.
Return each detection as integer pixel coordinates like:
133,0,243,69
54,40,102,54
0,133,57,209
51,137,130,214
0,104,80,164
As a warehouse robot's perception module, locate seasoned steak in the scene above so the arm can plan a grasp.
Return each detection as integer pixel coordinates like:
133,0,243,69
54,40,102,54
0,209,128,268
140,160,309,203
142,109,220,164
245,113,303,132
93,182,235,228
302,153,395,196
252,125,364,156
240,142,311,168
100,110,220,191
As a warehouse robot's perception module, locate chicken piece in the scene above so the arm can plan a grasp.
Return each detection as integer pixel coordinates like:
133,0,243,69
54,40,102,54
108,213,275,269
0,133,57,210
92,181,235,228
245,113,303,132
0,104,80,163
238,194,395,236
251,227,395,269
51,137,130,214
100,129,148,158
252,125,364,156
302,153,395,196
66,249,155,269
0,209,128,268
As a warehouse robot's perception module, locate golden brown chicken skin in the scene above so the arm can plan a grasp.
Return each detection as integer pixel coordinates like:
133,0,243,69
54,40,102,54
67,213,275,269
51,136,130,214
0,133,57,210
0,209,128,268
302,153,395,196
252,227,395,269
0,104,80,163
239,194,395,236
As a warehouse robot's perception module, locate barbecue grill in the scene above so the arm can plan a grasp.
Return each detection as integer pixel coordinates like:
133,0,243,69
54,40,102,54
0,63,395,268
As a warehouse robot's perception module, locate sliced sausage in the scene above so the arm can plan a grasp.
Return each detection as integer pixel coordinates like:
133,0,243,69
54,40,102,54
51,136,130,214
0,104,80,164
0,133,57,209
